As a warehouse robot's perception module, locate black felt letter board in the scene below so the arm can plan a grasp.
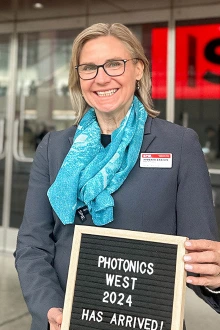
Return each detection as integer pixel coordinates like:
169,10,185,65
61,226,186,330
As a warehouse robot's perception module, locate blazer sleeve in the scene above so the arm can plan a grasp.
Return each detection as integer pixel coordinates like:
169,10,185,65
14,132,65,329
176,127,220,312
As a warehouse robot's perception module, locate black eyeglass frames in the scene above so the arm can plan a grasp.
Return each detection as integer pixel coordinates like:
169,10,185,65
75,58,139,80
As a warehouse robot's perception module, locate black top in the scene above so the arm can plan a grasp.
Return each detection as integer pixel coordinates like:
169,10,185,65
101,134,111,147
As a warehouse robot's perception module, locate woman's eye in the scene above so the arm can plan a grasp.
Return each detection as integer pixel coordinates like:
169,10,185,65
81,65,96,71
106,61,122,68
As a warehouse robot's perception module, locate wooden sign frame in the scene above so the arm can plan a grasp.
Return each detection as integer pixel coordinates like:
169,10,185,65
61,225,187,330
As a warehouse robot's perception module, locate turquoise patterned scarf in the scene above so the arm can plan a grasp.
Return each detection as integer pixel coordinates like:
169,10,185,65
47,96,147,226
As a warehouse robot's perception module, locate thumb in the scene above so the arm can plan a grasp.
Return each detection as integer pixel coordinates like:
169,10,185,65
48,307,63,325
56,310,63,325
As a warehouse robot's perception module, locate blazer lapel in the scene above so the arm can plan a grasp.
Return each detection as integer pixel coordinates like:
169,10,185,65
68,136,73,145
68,126,77,145
140,116,156,152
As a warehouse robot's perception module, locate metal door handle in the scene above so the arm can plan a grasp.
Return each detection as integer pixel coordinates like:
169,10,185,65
13,119,33,162
0,119,5,160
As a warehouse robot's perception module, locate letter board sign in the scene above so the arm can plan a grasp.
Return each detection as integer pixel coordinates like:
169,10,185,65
61,226,187,330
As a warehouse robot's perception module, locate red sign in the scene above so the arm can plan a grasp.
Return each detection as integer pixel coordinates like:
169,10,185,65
151,24,220,99
151,27,168,99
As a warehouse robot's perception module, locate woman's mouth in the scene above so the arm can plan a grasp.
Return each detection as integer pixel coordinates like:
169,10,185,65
96,89,118,97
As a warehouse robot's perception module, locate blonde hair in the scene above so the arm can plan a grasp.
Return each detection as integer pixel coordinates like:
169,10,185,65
69,23,159,123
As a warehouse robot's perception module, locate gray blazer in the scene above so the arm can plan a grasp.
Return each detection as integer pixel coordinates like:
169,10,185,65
15,117,220,330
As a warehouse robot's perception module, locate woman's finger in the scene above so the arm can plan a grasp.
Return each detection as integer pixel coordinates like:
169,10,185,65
186,274,220,288
184,262,220,276
48,308,63,330
184,250,220,264
50,324,61,330
185,239,220,252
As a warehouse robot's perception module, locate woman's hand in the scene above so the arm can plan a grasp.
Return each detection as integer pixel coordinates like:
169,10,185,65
47,307,63,330
184,239,220,290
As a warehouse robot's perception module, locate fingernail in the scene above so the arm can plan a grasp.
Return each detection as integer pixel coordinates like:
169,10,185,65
186,278,193,283
184,255,191,261
185,264,193,270
185,241,192,246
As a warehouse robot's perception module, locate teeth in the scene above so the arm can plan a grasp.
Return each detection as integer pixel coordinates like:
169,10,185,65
96,89,117,97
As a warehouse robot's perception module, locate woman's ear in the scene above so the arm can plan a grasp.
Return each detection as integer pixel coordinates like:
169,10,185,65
135,60,144,80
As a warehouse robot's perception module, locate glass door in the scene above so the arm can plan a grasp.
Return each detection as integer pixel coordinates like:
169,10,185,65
9,29,81,237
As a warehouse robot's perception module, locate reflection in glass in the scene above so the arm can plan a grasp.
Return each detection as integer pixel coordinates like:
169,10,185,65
16,29,81,159
175,21,220,169
141,23,168,119
0,35,10,226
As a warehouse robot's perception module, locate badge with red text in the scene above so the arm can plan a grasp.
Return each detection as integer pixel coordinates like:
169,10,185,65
140,153,172,168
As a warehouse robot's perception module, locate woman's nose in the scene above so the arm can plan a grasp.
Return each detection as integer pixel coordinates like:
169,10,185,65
94,67,111,83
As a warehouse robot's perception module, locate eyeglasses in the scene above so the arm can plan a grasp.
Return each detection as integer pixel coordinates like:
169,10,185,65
75,58,139,80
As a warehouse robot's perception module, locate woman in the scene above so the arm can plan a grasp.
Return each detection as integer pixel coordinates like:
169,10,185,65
15,23,220,330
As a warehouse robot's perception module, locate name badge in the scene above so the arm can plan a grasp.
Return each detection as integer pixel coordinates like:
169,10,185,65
140,153,172,168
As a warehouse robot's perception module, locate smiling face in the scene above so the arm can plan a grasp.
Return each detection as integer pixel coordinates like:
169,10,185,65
79,36,144,119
